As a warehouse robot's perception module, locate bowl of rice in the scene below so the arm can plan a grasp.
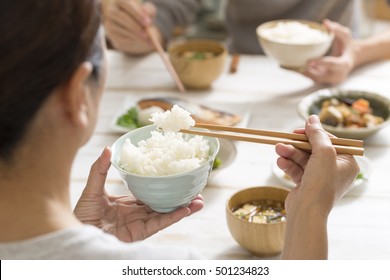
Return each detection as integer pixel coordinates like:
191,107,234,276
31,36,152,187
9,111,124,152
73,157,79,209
111,105,220,213
256,20,334,71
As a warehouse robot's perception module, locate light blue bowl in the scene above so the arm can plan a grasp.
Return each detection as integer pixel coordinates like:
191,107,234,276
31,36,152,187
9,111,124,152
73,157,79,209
111,125,220,213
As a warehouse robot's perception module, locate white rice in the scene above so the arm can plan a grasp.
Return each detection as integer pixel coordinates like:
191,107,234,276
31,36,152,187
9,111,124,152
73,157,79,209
260,21,329,44
150,104,195,132
119,105,210,176
136,105,164,126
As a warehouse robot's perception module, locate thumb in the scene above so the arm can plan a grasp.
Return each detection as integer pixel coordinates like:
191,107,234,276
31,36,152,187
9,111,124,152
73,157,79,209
83,147,112,196
324,19,352,55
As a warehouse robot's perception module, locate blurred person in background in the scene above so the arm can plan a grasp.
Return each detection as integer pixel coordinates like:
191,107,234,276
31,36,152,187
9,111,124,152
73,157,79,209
103,0,354,55
103,0,390,85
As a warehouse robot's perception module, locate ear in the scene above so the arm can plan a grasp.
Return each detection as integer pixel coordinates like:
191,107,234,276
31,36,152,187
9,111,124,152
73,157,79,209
62,62,93,128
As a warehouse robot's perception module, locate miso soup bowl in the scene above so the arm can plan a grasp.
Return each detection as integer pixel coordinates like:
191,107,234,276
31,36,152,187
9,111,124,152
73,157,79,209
168,39,227,89
226,186,290,256
111,125,220,213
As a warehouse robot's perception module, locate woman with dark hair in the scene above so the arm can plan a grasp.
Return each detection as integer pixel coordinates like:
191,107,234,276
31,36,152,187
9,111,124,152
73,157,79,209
0,0,203,259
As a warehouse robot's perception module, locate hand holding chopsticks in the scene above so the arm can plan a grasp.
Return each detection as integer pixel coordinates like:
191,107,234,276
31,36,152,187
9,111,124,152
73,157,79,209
180,123,364,156
105,0,186,93
136,0,186,93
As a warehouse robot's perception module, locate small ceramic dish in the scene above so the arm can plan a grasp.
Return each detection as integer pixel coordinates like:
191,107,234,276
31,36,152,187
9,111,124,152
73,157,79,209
297,88,390,139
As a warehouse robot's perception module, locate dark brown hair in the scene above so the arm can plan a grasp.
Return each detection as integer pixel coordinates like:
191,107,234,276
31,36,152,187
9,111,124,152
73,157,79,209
0,0,101,160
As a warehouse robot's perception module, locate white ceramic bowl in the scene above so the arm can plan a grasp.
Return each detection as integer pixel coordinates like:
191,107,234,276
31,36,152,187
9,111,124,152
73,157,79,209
256,19,334,71
111,125,220,213
297,88,390,139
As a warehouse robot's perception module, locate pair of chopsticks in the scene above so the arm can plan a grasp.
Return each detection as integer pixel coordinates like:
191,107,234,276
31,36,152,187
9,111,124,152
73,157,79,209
180,123,364,156
146,28,186,93
229,53,240,74
135,0,186,93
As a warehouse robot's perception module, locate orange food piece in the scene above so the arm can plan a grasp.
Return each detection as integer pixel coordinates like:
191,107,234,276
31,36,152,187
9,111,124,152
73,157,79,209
351,98,371,114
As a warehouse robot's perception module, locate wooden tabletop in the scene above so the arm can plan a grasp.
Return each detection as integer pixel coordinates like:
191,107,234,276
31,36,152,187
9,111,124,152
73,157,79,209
70,50,390,259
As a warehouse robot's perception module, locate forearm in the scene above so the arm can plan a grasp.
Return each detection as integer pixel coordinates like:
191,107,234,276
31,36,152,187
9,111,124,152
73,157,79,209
352,30,390,68
282,207,329,260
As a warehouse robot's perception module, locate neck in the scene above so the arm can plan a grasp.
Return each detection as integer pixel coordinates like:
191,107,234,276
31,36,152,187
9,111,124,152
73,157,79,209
0,141,81,242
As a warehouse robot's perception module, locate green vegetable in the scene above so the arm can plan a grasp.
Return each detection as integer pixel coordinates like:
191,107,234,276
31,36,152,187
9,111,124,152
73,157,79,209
212,158,222,170
116,107,140,129
183,51,215,61
189,52,207,60
356,172,365,180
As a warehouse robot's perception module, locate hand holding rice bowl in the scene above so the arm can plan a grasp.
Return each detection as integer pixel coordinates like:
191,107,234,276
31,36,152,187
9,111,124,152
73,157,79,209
111,105,220,213
256,20,334,70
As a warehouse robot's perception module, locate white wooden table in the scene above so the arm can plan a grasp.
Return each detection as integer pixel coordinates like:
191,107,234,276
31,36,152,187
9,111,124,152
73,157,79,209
70,50,390,259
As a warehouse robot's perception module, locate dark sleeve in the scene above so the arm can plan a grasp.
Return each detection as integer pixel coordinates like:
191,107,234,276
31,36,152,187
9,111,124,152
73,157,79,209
147,0,201,42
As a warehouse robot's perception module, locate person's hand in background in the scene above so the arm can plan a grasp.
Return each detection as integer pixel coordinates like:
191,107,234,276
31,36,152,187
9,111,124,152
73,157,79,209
303,19,355,85
103,0,163,55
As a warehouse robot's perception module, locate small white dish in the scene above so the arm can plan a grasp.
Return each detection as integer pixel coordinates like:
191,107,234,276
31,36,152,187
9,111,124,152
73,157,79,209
110,96,252,133
214,139,237,170
272,156,372,189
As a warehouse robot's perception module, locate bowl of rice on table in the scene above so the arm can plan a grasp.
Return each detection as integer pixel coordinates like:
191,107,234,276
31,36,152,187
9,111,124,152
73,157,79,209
111,105,220,213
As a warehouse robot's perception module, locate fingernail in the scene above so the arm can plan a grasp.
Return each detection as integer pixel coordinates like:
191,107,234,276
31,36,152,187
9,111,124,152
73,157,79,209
101,146,111,156
308,115,320,125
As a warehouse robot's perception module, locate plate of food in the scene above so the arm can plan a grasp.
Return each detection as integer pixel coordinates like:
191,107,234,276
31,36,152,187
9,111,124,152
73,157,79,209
297,88,390,139
272,156,371,189
111,96,251,133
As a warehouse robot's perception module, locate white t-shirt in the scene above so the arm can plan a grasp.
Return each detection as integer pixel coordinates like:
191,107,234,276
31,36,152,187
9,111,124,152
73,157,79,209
0,225,201,260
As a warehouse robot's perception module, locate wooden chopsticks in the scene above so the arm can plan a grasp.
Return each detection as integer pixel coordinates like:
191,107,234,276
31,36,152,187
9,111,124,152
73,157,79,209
180,123,364,156
229,53,240,74
133,0,185,93
145,27,186,93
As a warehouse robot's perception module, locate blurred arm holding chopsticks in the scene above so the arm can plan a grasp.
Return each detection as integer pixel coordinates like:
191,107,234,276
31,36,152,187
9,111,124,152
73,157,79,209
102,0,200,55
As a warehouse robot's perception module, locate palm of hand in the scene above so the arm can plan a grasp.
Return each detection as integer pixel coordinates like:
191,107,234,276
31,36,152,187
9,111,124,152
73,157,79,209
285,153,358,217
74,192,181,242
